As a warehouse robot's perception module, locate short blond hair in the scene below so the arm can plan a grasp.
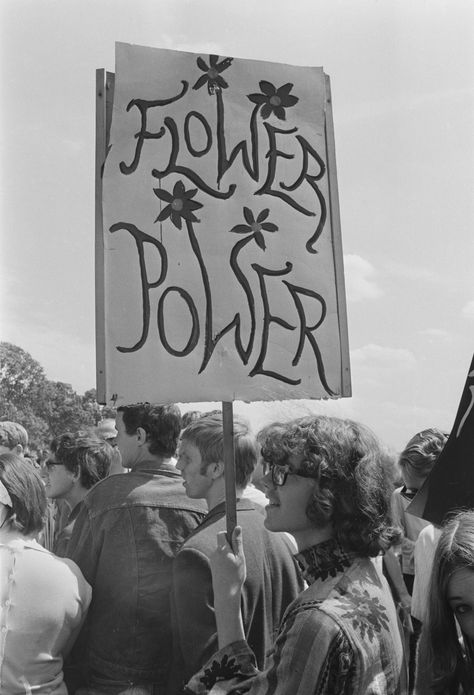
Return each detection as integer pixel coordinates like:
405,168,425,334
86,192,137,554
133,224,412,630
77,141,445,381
0,421,28,449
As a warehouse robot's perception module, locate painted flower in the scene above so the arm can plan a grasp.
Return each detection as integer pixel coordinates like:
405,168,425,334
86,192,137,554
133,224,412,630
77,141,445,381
248,81,299,120
200,654,241,688
230,207,278,250
193,54,233,94
153,180,203,230
338,589,390,643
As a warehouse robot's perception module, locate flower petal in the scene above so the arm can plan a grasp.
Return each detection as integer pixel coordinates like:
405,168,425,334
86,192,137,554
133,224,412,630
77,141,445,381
184,199,203,212
215,75,229,90
230,224,252,234
153,188,173,202
277,83,294,97
155,205,171,222
273,106,286,121
260,103,273,120
197,56,209,72
262,222,278,232
247,93,267,105
243,207,254,225
256,209,269,223
174,180,186,197
180,209,200,223
216,57,233,72
255,232,266,250
259,80,275,96
171,210,182,230
193,74,209,91
183,187,198,199
281,94,298,107
209,54,219,67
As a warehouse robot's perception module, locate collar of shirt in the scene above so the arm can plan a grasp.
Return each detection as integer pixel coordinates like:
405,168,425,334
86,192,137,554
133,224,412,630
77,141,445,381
132,459,179,475
295,537,356,584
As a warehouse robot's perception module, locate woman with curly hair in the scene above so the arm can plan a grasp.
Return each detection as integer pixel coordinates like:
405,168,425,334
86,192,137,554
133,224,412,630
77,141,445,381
184,415,408,694
415,510,474,695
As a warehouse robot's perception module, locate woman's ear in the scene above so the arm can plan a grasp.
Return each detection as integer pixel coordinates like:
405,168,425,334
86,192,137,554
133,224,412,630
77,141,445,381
306,483,334,527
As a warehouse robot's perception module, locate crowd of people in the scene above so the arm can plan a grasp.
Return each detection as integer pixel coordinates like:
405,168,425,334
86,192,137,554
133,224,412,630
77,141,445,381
0,407,472,694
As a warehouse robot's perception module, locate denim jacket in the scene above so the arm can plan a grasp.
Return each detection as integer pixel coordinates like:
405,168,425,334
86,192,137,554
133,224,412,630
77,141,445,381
65,461,207,690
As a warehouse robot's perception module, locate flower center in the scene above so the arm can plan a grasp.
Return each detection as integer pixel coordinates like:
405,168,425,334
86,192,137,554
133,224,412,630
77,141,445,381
171,198,184,212
251,222,262,233
208,68,219,80
269,95,281,107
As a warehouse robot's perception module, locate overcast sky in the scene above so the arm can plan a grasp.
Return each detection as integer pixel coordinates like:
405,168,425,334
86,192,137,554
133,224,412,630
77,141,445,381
1,0,473,450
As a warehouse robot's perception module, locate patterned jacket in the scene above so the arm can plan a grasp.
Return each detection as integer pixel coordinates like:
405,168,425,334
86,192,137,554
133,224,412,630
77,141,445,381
185,538,408,694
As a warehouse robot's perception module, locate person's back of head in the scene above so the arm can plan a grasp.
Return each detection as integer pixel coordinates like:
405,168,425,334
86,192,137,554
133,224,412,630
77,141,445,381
259,415,399,557
181,412,257,489
398,428,447,489
50,430,114,490
181,410,202,429
95,418,126,474
0,452,46,537
95,419,117,445
0,421,28,456
424,510,474,693
117,403,182,459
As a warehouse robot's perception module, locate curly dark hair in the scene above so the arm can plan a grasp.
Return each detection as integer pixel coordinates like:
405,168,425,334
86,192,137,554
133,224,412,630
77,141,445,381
117,403,181,458
50,431,113,489
259,415,400,556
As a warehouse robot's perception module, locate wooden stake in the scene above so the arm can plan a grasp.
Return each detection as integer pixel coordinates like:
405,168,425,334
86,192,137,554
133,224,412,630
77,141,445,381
222,401,237,545
95,69,115,404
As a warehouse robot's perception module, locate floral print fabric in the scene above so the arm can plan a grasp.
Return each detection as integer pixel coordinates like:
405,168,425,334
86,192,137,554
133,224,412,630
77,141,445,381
185,538,407,694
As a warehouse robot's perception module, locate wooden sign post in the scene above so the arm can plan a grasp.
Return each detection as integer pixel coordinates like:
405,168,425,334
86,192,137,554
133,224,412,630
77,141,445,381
222,401,237,541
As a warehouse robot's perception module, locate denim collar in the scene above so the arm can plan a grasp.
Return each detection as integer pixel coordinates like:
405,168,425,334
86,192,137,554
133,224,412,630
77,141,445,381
295,537,355,584
132,458,178,475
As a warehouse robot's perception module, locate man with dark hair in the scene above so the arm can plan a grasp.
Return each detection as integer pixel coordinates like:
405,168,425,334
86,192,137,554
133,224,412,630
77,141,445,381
168,412,303,694
66,402,207,695
44,431,114,556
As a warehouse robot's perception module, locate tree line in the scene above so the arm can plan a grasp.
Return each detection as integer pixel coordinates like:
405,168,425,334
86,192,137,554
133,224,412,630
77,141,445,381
0,342,115,454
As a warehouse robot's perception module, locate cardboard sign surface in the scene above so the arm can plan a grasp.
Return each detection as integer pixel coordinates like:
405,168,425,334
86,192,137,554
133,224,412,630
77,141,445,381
97,43,350,404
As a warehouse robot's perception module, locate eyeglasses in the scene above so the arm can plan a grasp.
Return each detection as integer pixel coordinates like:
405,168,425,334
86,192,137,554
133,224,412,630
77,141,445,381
44,459,65,472
267,463,315,487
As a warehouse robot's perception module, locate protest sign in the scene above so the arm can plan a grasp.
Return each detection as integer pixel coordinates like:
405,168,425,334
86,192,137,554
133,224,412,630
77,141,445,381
96,42,350,406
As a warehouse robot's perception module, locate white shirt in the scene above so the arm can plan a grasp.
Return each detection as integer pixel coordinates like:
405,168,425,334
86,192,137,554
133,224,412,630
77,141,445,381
0,537,91,693
411,524,441,622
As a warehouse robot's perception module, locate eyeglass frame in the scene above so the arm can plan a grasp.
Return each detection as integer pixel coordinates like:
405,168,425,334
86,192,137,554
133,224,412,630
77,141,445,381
44,459,66,472
267,462,315,487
